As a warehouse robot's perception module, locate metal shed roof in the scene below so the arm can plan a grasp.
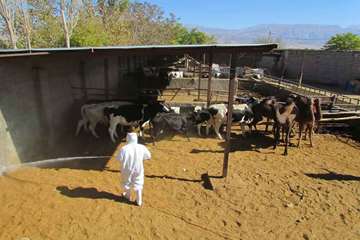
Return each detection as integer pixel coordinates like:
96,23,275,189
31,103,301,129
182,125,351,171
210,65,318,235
0,43,278,58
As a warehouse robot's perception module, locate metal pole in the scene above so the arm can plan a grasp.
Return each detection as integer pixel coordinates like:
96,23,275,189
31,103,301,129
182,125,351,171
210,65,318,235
197,53,204,101
207,49,214,107
223,53,237,178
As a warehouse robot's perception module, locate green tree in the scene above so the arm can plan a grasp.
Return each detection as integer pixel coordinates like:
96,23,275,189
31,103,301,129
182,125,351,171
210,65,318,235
0,0,18,48
71,16,111,47
29,0,63,48
174,26,216,45
0,0,216,48
324,32,360,50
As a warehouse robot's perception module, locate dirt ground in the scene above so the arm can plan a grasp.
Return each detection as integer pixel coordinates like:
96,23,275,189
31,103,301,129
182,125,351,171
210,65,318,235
1,124,360,240
158,88,263,104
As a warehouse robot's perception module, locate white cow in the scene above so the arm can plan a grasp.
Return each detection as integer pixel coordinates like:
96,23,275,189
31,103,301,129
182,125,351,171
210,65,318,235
198,103,253,140
233,104,254,135
168,71,183,79
204,103,228,140
76,101,132,138
170,106,181,114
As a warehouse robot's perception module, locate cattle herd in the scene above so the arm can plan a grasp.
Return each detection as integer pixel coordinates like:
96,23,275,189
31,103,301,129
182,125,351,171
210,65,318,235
76,93,322,155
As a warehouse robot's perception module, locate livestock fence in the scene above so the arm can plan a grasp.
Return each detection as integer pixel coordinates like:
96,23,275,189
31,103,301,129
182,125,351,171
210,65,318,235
247,75,360,129
262,75,360,109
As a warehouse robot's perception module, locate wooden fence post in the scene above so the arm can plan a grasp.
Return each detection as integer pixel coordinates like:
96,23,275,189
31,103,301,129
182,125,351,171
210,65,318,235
223,52,237,178
207,49,214,107
197,53,204,101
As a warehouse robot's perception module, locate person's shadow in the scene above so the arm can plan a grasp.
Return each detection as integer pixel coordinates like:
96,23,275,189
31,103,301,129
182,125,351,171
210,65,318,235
56,186,136,205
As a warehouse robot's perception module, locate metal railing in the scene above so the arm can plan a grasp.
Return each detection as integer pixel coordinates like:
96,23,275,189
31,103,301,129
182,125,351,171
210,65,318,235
262,75,360,107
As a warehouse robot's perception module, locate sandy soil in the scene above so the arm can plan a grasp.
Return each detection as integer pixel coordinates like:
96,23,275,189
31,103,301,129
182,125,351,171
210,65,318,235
159,88,262,104
1,126,360,240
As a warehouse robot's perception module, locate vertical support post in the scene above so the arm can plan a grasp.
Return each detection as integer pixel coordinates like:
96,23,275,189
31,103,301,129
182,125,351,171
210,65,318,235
79,61,87,101
207,49,214,107
197,53,205,101
279,50,288,89
298,52,305,88
104,58,109,100
185,54,189,69
223,53,237,178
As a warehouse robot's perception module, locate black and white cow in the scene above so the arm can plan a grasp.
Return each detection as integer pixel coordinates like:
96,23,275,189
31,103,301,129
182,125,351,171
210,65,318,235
230,108,254,133
105,102,170,142
76,101,133,138
150,112,190,143
190,98,258,139
189,107,221,138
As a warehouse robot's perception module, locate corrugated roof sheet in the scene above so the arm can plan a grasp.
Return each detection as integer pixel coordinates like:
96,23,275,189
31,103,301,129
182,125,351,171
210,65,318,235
0,43,277,53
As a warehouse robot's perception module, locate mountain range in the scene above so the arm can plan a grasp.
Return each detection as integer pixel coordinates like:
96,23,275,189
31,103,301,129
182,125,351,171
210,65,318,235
192,24,360,49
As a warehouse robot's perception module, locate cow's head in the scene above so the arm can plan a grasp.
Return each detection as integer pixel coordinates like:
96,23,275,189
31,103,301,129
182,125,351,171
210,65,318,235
188,110,212,125
144,101,171,118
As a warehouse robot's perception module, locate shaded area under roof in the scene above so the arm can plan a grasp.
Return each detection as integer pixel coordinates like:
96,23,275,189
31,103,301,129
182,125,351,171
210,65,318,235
0,43,278,58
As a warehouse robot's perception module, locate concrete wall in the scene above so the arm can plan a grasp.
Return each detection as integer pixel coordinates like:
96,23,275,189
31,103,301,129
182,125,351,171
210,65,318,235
258,50,360,88
0,52,148,165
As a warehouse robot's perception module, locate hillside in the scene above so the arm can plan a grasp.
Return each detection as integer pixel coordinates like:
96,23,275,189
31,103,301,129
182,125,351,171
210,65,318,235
193,24,360,49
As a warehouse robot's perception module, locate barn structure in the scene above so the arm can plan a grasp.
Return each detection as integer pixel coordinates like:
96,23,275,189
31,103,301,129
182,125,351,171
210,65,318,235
0,44,277,169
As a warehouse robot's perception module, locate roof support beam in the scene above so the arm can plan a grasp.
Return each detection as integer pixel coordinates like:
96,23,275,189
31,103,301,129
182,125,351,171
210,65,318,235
206,49,214,107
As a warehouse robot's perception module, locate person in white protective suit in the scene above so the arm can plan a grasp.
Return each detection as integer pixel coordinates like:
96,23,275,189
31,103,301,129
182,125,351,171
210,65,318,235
117,129,151,206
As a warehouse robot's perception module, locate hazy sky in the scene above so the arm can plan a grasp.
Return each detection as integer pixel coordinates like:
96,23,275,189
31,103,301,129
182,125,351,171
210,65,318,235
147,0,360,29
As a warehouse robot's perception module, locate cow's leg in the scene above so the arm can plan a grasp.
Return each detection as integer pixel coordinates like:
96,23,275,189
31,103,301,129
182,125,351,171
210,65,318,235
240,123,246,136
273,125,280,150
205,124,210,136
197,124,202,137
265,117,270,132
89,122,99,138
109,119,119,143
281,127,285,142
308,124,314,147
284,125,291,156
252,123,257,132
247,120,253,134
214,121,223,140
139,120,149,137
297,123,304,147
150,124,159,146
75,119,85,136
184,129,191,142
84,120,90,132
303,127,308,140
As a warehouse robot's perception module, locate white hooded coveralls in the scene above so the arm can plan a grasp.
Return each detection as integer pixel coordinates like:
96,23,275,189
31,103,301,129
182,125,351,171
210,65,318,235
117,133,151,192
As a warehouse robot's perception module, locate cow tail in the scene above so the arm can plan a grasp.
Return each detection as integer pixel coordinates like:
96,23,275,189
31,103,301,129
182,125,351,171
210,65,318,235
81,105,87,119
